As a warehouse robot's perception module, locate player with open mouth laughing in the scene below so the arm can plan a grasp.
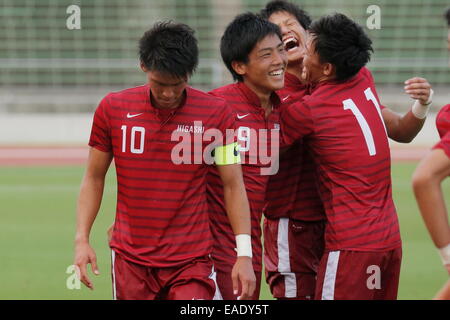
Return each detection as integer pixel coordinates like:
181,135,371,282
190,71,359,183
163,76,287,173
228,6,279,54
261,0,433,301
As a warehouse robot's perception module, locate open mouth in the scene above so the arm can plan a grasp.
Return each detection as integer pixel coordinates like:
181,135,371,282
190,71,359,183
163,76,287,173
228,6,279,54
283,36,299,52
268,69,284,77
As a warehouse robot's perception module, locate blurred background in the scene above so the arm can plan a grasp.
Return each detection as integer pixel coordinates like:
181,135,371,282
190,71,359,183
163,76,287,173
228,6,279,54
0,0,448,145
0,0,449,300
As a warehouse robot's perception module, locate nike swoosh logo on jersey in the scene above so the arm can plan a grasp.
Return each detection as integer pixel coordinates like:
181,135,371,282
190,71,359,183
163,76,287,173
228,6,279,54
237,114,250,119
282,95,290,102
127,112,144,118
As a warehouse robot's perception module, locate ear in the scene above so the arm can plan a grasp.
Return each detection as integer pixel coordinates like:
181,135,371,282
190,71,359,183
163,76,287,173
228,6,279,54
323,62,335,77
231,61,247,78
140,61,148,73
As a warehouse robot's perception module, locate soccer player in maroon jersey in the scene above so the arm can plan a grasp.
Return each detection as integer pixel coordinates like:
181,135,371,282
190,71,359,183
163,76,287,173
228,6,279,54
73,21,256,300
260,0,326,301
207,12,287,300
413,105,450,299
280,13,435,300
260,0,434,300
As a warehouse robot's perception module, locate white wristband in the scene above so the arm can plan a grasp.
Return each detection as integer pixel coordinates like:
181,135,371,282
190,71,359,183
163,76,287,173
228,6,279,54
438,243,450,266
235,234,252,258
411,89,433,119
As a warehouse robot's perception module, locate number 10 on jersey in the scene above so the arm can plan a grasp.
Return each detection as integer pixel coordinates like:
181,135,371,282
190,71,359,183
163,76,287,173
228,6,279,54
121,125,145,154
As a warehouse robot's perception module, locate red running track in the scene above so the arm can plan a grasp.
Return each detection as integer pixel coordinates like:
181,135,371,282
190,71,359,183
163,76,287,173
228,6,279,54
0,146,430,166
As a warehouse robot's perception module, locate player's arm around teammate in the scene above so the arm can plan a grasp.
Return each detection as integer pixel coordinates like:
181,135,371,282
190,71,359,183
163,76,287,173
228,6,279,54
262,1,433,147
74,148,113,290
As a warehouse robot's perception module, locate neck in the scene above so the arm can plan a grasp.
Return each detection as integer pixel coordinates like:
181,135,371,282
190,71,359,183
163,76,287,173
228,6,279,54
150,91,185,110
316,74,335,84
242,80,272,117
286,60,303,81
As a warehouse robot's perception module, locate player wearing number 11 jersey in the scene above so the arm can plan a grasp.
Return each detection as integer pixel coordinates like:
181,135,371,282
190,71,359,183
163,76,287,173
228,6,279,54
281,14,402,300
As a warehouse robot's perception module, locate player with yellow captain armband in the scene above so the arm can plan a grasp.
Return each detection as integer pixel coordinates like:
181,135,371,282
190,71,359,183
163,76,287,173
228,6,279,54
207,13,287,300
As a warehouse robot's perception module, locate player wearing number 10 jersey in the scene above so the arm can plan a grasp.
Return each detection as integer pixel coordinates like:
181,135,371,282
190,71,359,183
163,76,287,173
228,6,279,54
281,14,402,300
74,22,256,300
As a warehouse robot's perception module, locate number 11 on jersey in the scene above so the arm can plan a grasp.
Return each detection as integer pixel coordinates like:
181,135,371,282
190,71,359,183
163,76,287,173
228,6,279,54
343,87,385,157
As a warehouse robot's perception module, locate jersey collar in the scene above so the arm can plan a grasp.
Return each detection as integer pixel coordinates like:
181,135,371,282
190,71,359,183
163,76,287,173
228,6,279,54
236,81,281,110
146,84,189,114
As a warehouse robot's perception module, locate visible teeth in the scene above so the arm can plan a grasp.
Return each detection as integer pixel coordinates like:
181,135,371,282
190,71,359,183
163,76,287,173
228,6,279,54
269,69,283,76
283,37,295,45
283,36,298,51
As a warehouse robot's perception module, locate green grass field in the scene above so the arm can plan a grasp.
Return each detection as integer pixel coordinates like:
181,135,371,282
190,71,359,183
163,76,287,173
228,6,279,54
0,163,448,300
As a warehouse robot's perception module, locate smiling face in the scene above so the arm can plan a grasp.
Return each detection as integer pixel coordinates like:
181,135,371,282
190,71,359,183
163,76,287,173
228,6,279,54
233,33,288,96
141,65,187,109
268,10,307,66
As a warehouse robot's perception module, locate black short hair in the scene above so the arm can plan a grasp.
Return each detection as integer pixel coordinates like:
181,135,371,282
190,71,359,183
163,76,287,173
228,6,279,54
445,7,450,26
309,13,373,82
139,21,198,78
260,0,312,30
221,12,282,82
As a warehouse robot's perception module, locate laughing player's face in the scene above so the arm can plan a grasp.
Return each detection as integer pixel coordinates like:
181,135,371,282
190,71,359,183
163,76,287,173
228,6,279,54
235,33,287,95
142,67,187,109
268,11,307,66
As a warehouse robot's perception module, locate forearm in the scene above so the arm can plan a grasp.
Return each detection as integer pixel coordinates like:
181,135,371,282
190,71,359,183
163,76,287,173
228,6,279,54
384,77,432,143
386,110,425,143
213,163,256,298
223,181,251,236
413,178,450,248
75,175,106,243
397,110,425,142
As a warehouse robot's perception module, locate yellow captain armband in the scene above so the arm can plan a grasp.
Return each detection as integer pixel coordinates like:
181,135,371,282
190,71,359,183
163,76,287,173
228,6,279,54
214,142,241,165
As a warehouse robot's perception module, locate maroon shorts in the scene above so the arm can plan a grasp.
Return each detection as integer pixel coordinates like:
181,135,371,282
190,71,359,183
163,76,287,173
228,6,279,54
315,248,402,300
111,251,216,300
215,269,262,300
264,217,325,299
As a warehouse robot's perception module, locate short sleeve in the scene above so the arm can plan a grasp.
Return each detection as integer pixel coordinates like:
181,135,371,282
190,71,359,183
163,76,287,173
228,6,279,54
209,99,237,148
433,131,450,159
88,95,112,152
281,100,314,147
436,104,450,138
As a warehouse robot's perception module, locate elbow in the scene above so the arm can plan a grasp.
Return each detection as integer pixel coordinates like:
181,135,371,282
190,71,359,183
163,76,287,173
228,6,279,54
400,135,415,144
389,132,415,143
411,170,439,194
396,138,413,144
411,169,432,193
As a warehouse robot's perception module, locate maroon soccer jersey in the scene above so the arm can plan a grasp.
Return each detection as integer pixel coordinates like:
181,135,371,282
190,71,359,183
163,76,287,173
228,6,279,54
434,132,450,159
265,72,325,221
277,72,307,100
89,85,236,267
207,82,281,273
281,67,401,252
436,104,450,139
434,104,450,158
